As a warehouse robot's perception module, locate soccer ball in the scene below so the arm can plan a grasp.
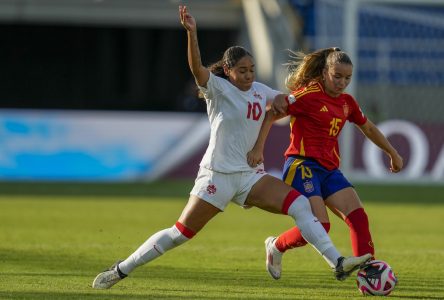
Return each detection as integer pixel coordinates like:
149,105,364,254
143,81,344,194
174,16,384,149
356,260,397,296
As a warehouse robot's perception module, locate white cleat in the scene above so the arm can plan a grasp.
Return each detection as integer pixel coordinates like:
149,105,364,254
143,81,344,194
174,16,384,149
92,260,127,289
265,236,283,280
334,253,372,281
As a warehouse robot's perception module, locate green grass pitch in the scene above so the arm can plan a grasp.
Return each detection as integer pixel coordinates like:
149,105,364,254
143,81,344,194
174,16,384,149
1,181,443,299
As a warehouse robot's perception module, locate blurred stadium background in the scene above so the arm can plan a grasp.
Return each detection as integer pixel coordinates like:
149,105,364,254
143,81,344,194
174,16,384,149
1,0,443,185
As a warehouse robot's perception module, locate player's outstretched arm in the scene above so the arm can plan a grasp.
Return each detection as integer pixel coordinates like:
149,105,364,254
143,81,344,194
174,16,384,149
358,119,403,173
179,5,210,87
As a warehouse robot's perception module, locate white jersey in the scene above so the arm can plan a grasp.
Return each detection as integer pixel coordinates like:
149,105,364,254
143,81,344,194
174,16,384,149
198,72,281,173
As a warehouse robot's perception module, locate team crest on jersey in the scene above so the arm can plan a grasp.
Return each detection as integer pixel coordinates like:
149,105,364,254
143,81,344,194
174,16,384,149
253,91,263,100
303,180,314,193
207,184,217,195
343,103,350,117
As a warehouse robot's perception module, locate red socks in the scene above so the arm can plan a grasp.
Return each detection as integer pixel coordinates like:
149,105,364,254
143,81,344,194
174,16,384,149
345,208,375,257
275,222,330,253
274,206,375,257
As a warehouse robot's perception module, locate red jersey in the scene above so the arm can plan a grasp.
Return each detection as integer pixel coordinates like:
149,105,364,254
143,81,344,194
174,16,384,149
285,82,367,170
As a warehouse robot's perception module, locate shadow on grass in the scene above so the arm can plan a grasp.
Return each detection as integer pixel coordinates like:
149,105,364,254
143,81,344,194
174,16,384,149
0,291,207,300
3,245,443,300
3,268,444,300
1,245,353,299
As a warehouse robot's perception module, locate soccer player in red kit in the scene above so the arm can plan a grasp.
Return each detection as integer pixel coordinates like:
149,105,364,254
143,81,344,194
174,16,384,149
247,47,404,280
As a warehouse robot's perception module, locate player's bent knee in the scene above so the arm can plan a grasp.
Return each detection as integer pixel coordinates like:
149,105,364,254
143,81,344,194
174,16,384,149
289,195,314,222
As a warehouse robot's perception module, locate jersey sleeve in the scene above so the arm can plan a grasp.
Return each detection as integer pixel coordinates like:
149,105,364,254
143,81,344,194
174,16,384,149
197,72,225,100
347,95,367,125
287,92,307,116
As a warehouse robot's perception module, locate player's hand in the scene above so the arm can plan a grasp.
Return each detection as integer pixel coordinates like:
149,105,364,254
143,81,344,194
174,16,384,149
179,5,196,32
389,152,403,173
272,94,289,115
247,148,264,168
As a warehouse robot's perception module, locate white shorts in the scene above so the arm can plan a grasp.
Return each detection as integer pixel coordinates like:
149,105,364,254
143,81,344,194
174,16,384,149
190,166,267,211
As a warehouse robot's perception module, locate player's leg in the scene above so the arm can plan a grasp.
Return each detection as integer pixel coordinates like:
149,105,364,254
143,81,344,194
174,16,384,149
262,159,331,278
320,169,375,258
325,187,375,257
120,195,221,273
92,195,221,289
92,167,230,289
245,174,371,280
246,175,338,269
272,158,331,253
265,196,330,280
274,196,331,252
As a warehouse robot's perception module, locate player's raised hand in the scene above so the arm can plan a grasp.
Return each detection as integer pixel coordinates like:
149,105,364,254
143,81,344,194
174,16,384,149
179,6,196,32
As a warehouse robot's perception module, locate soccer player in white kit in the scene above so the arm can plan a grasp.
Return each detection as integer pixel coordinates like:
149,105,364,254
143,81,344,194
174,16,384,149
92,5,371,289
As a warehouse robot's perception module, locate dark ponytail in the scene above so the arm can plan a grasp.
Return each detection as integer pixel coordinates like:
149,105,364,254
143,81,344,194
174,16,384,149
197,46,253,98
208,46,253,79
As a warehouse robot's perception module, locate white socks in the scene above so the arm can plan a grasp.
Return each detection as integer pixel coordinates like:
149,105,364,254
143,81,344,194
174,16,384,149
117,195,342,276
118,224,190,275
286,195,341,268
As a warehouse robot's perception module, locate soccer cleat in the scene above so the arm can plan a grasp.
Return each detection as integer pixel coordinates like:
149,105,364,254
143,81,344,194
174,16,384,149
334,253,372,281
265,236,283,280
92,260,127,289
